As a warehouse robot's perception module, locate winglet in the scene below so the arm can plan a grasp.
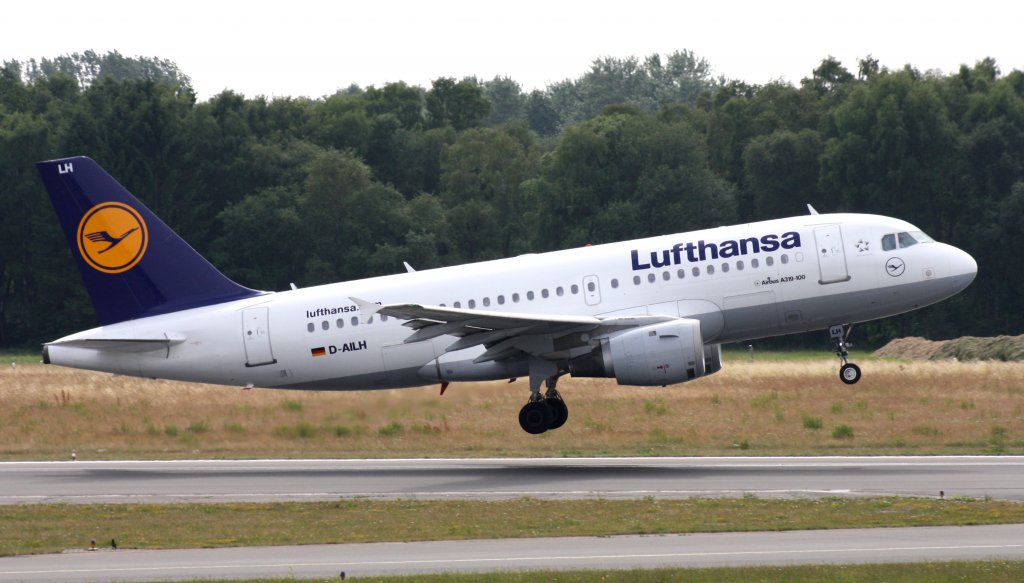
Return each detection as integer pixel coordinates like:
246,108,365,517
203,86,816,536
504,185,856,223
403,261,416,273
807,204,820,215
349,297,382,315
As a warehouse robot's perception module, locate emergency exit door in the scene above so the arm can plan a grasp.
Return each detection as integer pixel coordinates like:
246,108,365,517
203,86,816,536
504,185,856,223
813,225,851,284
242,307,277,367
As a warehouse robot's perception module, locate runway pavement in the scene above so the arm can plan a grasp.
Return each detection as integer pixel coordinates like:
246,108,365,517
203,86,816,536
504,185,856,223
1,455,1022,504
2,524,1023,581
2,456,1022,581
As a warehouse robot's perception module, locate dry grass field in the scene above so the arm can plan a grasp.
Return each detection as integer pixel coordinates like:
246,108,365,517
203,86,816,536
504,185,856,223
1,355,1022,460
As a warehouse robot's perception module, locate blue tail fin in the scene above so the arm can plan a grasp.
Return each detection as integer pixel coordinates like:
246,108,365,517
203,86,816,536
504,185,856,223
37,156,263,325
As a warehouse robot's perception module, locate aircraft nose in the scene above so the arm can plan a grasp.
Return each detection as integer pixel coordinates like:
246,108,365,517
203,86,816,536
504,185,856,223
948,246,977,295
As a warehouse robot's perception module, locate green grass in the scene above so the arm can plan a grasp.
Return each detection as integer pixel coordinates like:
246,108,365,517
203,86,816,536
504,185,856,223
721,346,877,362
0,351,42,366
145,562,1024,582
3,496,1023,557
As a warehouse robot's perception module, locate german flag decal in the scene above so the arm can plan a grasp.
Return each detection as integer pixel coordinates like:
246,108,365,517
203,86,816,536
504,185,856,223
311,347,326,357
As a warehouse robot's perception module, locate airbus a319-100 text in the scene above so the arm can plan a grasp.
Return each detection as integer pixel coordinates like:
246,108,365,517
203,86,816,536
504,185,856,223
37,157,977,434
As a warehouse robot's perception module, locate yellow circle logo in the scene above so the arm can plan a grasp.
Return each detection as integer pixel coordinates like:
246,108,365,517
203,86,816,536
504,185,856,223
76,202,148,274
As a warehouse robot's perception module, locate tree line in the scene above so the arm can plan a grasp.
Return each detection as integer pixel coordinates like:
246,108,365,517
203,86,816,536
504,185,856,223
0,50,1020,348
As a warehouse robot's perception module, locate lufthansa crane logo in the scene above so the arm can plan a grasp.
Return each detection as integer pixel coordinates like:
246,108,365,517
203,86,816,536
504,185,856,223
76,202,149,274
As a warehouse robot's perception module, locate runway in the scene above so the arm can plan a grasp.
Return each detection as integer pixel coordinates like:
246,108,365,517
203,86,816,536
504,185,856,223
2,456,1023,581
1,456,1023,504
2,524,1023,581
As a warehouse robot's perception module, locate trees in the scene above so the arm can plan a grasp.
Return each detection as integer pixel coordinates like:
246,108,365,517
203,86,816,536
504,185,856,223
535,109,735,249
426,77,490,131
1,50,1023,346
440,126,539,259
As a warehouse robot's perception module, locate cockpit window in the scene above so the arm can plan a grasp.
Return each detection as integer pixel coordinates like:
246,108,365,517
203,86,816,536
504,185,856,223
897,232,918,248
882,234,897,251
884,231,934,251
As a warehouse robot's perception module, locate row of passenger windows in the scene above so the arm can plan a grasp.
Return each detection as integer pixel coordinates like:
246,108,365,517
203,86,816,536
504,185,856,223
442,280,598,308
307,253,796,333
306,314,390,333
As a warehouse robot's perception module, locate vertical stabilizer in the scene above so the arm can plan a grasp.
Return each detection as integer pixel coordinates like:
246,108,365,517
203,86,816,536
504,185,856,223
37,156,263,325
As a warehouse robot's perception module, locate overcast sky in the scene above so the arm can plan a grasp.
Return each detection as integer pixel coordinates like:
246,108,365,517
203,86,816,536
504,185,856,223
5,1,1021,101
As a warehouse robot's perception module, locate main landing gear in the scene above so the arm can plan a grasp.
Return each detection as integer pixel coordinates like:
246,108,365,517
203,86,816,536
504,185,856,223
519,358,569,434
829,324,862,385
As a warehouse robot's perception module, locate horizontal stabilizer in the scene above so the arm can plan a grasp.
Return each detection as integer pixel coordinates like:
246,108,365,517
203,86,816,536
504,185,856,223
45,333,186,354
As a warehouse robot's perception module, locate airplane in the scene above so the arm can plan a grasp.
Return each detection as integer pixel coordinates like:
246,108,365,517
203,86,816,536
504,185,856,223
37,156,978,434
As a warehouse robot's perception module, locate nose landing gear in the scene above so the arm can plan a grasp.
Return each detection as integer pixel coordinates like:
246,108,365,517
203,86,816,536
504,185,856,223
830,324,862,385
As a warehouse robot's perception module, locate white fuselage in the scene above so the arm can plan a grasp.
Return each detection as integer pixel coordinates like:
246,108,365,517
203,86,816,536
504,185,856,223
46,213,977,390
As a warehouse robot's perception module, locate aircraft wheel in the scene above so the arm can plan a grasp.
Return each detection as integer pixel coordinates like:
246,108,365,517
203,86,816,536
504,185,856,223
519,401,554,434
839,363,862,385
545,397,569,430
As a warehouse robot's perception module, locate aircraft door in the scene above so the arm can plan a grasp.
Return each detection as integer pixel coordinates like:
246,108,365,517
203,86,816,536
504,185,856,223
242,307,277,367
813,225,851,284
583,275,601,306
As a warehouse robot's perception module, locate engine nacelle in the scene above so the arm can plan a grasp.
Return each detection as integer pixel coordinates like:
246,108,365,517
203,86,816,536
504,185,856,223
569,319,711,386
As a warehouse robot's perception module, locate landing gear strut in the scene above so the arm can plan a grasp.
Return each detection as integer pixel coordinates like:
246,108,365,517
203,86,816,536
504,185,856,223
518,358,569,434
829,324,861,385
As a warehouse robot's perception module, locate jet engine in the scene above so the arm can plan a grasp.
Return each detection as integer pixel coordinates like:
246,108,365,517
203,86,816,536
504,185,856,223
569,319,716,386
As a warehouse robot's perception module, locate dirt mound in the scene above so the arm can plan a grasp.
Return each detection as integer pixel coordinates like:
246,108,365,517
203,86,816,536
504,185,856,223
873,337,947,360
875,334,1024,361
933,335,1024,361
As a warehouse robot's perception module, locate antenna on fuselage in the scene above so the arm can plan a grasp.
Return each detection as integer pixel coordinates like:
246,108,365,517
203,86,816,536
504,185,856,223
807,204,820,215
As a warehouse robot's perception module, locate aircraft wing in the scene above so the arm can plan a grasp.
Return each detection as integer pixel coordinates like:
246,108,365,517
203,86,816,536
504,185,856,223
350,297,676,363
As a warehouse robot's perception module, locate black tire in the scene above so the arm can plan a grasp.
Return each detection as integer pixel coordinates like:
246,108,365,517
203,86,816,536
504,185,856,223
545,397,569,430
519,401,554,434
840,363,862,385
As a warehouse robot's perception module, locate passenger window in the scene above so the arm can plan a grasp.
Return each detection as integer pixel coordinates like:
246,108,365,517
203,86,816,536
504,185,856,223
707,265,715,275
633,275,641,285
336,319,344,328
571,284,579,294
541,289,550,299
677,269,685,279
307,323,315,333
483,297,491,307
512,293,520,303
527,291,535,300
781,254,789,264
454,301,461,308
737,260,744,271
692,267,700,277
898,232,917,248
611,279,619,288
662,271,671,281
752,258,759,268
882,234,897,251
766,256,774,266
497,295,505,305
381,315,388,322
468,299,476,308
587,281,596,292
350,316,359,326
556,287,564,297
722,263,730,273
321,321,329,331
647,273,656,283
